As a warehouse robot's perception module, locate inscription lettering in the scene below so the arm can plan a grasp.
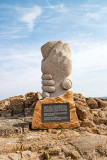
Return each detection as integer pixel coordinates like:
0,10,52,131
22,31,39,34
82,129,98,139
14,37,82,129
42,103,70,123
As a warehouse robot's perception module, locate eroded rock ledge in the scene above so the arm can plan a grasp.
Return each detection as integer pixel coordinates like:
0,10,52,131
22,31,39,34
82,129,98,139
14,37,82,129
0,92,107,160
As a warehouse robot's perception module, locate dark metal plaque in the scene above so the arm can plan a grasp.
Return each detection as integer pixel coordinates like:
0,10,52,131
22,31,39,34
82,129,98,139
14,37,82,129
41,103,70,123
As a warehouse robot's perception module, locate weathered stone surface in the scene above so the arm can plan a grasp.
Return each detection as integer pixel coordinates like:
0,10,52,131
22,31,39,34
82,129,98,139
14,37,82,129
0,130,106,160
0,92,42,117
75,101,92,120
94,98,107,108
32,91,79,129
24,107,34,116
92,107,107,125
87,97,98,109
24,92,40,108
96,124,107,135
73,93,86,103
0,109,12,117
71,133,107,155
0,151,39,160
0,102,5,109
41,41,72,98
0,92,107,159
61,144,81,159
25,92,35,98
8,153,21,160
70,149,81,159
81,119,96,128
49,147,61,155
0,137,21,153
10,99,24,115
0,117,32,137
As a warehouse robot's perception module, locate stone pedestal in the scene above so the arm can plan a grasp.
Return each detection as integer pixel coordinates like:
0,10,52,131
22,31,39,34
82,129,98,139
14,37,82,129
32,91,79,129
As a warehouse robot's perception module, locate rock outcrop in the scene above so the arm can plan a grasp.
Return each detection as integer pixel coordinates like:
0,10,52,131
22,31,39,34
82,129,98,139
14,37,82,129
32,91,79,129
0,92,42,117
0,92,107,160
86,97,98,109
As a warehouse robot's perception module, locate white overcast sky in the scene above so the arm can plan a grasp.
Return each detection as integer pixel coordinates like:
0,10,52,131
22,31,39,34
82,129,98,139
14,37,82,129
0,0,107,100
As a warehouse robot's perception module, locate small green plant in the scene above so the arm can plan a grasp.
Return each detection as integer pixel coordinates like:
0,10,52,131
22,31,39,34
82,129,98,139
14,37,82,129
23,131,27,135
2,135,8,138
58,128,64,135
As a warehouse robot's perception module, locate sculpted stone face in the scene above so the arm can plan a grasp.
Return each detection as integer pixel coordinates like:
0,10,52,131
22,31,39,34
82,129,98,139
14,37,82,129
41,40,72,98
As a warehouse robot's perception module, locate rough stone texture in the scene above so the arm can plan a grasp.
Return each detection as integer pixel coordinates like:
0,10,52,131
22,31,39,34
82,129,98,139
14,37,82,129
81,119,96,128
32,91,79,129
10,99,24,115
0,117,32,137
0,92,107,159
92,107,107,125
41,41,72,98
94,98,107,108
71,133,107,158
73,93,107,135
86,97,98,109
0,130,107,160
0,92,42,117
1,91,106,119
75,100,91,120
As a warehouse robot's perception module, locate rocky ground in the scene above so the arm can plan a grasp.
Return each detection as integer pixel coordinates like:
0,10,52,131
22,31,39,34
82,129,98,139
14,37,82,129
0,92,107,160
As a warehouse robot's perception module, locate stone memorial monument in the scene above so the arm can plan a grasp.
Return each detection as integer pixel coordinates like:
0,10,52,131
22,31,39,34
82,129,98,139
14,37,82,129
32,41,79,129
41,41,72,98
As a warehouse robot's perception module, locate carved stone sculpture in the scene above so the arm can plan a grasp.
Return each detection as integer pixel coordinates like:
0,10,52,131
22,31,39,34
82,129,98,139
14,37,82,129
41,40,72,98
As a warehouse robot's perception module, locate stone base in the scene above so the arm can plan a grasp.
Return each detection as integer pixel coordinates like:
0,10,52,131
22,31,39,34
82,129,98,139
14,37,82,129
32,91,80,129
